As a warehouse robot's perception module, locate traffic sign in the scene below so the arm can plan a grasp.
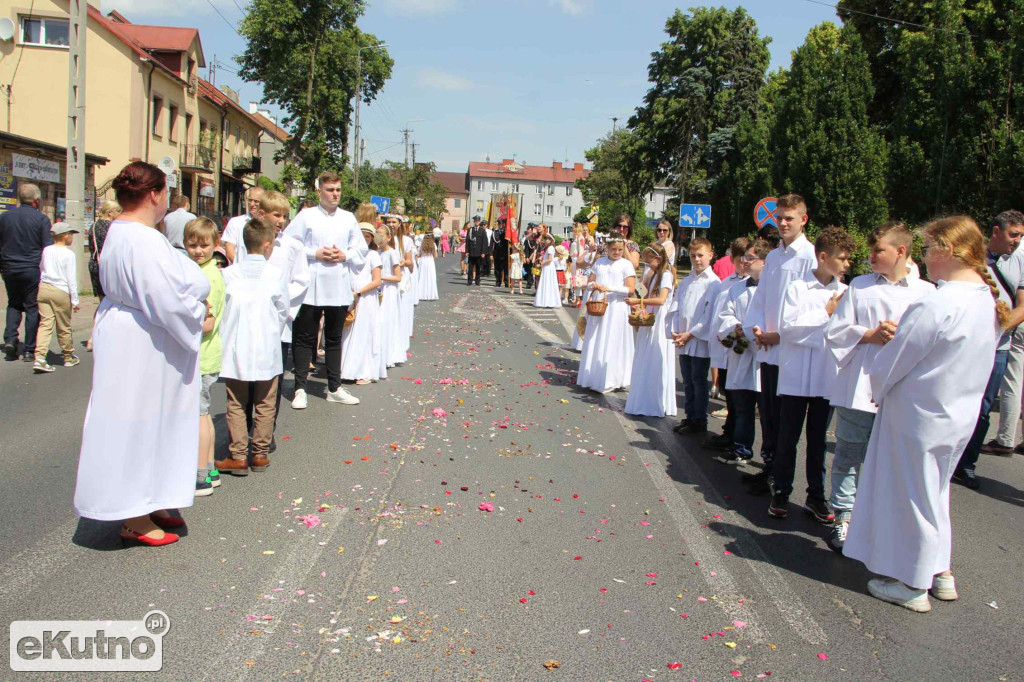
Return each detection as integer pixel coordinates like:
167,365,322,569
370,195,391,214
754,197,777,228
679,203,711,229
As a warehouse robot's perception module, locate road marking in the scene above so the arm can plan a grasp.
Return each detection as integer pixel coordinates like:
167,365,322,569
490,295,564,344
498,296,828,647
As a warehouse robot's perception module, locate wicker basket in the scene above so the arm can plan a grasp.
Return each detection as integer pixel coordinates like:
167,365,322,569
586,291,607,317
628,299,655,328
344,307,356,327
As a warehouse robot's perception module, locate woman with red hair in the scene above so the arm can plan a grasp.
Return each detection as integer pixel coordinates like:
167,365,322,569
73,161,210,546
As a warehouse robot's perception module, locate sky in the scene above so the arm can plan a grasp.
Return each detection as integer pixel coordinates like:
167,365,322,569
101,0,840,173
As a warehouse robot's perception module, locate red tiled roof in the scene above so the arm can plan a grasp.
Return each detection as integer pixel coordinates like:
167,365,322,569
114,25,203,59
434,171,468,194
86,6,188,84
468,160,589,183
253,113,291,143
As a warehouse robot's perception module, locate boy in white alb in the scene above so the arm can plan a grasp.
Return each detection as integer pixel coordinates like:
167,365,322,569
823,222,934,552
703,237,750,450
221,186,265,263
669,237,720,434
768,227,855,522
716,239,771,462
742,194,817,494
33,222,80,373
215,218,289,477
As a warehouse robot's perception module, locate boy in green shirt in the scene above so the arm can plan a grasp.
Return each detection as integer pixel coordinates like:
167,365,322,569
185,217,225,496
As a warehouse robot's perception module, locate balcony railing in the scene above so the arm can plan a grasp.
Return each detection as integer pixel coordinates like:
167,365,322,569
180,144,215,172
233,155,261,174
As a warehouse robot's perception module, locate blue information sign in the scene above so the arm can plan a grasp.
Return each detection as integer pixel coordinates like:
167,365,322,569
370,195,391,214
679,203,712,229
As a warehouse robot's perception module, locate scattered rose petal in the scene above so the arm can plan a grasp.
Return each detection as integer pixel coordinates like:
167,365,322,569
817,653,829,661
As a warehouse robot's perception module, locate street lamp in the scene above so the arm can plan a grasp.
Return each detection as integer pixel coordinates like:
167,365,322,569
353,42,387,192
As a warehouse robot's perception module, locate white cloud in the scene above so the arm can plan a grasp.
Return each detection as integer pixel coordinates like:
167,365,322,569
101,0,240,20
371,0,458,17
550,0,587,16
417,68,473,92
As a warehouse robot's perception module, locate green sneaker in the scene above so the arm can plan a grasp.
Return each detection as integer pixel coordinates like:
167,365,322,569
209,468,221,488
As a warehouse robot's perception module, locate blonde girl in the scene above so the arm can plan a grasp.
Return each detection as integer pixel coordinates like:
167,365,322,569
341,223,385,384
376,225,406,368
509,243,525,295
577,237,637,392
844,216,1009,612
624,243,678,417
533,234,560,308
417,234,439,301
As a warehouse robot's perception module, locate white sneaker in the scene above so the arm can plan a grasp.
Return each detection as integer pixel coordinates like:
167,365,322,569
930,572,959,601
292,389,308,410
867,578,931,612
326,386,360,405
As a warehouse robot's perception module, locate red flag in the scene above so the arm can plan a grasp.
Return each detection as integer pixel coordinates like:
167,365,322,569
506,196,519,244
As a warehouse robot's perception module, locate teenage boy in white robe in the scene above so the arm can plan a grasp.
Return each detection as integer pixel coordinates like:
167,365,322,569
716,239,770,463
743,194,817,495
669,237,720,435
215,219,288,476
822,222,934,552
769,227,855,522
703,237,750,451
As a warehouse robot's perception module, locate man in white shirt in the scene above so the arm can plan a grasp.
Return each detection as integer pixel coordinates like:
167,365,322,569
742,194,818,494
284,172,367,409
222,186,265,263
162,195,196,252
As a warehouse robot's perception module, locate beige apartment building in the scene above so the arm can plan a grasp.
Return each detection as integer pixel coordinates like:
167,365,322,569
0,0,265,221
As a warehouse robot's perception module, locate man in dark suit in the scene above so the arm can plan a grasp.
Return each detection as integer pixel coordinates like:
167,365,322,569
492,220,510,287
480,220,493,277
466,220,488,285
522,223,538,289
0,183,53,361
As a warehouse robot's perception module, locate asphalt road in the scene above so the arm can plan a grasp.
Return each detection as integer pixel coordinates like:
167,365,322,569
1,259,1022,681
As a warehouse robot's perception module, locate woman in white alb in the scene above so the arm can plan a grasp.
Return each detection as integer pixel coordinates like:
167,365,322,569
624,243,677,417
571,237,598,351
577,237,637,392
533,235,561,307
377,226,405,368
341,224,384,383
74,161,209,546
844,216,1006,613
417,234,439,301
398,223,417,345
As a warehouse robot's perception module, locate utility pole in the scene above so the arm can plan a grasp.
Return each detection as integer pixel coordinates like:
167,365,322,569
402,128,411,167
352,43,386,193
210,54,216,87
66,0,86,282
359,138,365,169
411,142,418,166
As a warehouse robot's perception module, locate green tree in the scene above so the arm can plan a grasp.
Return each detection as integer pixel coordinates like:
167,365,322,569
627,6,771,214
773,23,888,235
575,129,650,231
237,0,393,192
344,162,449,231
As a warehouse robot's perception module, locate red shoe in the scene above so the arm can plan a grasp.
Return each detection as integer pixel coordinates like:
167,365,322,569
150,512,186,529
120,525,179,546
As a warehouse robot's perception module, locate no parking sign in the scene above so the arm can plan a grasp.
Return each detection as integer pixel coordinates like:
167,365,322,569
754,197,777,228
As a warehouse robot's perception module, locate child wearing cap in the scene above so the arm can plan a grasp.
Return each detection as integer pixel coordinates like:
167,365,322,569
555,244,570,304
34,222,80,373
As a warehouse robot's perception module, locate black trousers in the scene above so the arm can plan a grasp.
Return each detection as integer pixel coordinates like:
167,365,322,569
523,258,535,287
757,362,781,465
718,368,735,440
292,304,347,393
494,258,509,286
481,254,491,276
3,268,41,354
467,256,482,285
772,394,832,500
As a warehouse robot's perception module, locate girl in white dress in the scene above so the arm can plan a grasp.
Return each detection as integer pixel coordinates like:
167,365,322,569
398,224,417,345
624,243,677,417
377,226,405,368
412,231,424,306
533,235,561,307
577,238,637,392
74,162,209,546
341,224,384,383
509,243,524,295
571,238,598,351
845,216,1008,613
417,235,439,301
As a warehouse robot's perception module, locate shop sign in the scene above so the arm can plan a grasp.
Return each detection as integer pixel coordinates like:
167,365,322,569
11,153,60,183
0,164,17,213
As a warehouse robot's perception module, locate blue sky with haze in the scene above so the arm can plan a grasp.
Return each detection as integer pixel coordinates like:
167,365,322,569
103,0,839,172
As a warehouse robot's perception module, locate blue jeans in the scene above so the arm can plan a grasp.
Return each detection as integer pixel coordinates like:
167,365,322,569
958,349,1008,474
829,407,875,520
680,355,711,424
731,389,758,454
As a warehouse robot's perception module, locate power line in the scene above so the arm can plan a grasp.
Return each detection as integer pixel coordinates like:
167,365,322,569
803,0,980,39
206,0,243,37
230,0,247,14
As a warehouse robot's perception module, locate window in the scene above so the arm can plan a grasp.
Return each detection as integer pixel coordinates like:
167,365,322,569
20,17,69,47
491,181,498,191
534,204,542,215
649,192,655,202
185,113,193,141
452,219,459,230
476,200,485,211
546,204,554,216
537,186,545,195
565,186,573,197
547,186,555,195
648,211,655,219
151,96,163,136
454,198,461,209
168,104,179,142
564,206,572,218
509,183,519,193
476,181,484,191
